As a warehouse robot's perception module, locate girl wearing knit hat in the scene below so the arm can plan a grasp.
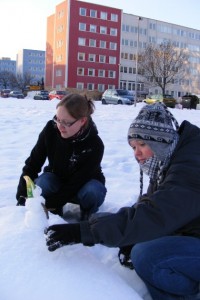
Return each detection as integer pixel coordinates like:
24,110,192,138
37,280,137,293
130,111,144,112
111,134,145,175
45,103,200,299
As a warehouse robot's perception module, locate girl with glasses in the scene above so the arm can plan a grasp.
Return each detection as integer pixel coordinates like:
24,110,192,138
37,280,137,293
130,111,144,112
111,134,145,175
16,94,106,221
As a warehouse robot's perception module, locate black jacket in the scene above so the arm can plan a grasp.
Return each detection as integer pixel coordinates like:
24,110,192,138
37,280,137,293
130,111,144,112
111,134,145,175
16,118,105,208
81,120,200,247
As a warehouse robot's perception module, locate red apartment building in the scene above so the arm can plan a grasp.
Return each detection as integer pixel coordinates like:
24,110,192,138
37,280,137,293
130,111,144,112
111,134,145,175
45,0,122,91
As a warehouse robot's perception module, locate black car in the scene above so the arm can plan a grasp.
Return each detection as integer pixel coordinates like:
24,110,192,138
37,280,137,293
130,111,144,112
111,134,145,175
33,90,49,100
1,89,11,98
9,91,24,99
181,94,199,109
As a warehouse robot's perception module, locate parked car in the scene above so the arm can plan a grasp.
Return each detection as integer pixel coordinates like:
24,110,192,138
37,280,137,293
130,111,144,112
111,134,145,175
181,94,199,109
144,94,176,108
9,91,24,99
101,89,134,105
33,90,49,100
1,89,11,98
48,90,68,100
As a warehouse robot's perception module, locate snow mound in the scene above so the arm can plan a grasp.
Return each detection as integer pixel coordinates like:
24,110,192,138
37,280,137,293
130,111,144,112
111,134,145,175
0,206,143,300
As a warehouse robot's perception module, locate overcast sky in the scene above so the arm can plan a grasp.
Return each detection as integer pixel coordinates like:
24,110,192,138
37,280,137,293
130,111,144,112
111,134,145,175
1,0,200,60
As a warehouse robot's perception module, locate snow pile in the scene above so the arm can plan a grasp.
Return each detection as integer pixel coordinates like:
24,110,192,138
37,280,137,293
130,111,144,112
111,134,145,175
0,205,146,300
24,186,48,230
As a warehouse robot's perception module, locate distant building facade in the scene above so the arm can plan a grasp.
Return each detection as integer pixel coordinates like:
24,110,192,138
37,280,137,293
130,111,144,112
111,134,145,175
17,49,45,85
120,14,200,98
0,57,16,89
46,0,200,97
46,0,121,91
0,57,16,74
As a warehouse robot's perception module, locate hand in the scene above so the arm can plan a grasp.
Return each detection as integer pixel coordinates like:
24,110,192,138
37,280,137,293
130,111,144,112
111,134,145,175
44,223,81,252
16,196,26,206
118,245,134,270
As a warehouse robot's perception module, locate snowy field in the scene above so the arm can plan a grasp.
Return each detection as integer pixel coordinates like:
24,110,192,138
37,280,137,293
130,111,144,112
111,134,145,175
0,92,200,300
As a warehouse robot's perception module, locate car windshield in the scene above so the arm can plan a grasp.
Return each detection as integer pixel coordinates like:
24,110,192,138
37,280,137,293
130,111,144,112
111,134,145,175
164,95,173,98
57,91,66,95
150,95,163,100
13,91,21,94
117,90,129,96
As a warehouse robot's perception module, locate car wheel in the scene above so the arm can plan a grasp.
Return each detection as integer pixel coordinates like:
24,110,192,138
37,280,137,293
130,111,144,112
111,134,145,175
118,100,123,104
102,99,107,105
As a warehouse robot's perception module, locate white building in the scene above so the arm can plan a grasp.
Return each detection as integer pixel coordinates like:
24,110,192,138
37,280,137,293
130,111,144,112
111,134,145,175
120,14,200,98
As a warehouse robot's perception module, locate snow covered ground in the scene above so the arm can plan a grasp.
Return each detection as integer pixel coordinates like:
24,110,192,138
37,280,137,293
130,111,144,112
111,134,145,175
0,93,200,299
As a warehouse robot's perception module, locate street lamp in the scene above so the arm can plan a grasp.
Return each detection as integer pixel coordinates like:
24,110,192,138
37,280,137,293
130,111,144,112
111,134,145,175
134,16,142,107
118,63,121,89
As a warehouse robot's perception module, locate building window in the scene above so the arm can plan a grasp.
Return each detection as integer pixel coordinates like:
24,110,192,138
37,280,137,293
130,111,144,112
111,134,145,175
100,40,106,48
98,84,105,91
87,83,94,90
77,82,84,90
79,8,86,16
100,26,107,34
90,10,97,18
56,55,62,62
110,42,117,50
125,25,130,32
90,25,96,33
88,68,95,76
110,28,117,36
108,70,116,78
100,12,107,20
77,67,84,75
78,38,86,46
79,23,86,31
99,55,106,63
149,36,156,43
89,54,96,62
89,39,96,47
109,56,116,64
56,69,62,76
78,52,85,61
58,10,64,19
149,23,156,30
111,13,118,22
57,25,64,33
98,70,105,77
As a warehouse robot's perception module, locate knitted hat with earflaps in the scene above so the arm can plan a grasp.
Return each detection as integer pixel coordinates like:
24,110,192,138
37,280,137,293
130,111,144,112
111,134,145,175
128,102,180,197
128,102,179,161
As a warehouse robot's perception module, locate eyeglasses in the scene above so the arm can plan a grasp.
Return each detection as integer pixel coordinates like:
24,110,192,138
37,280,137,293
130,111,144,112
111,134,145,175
53,116,79,128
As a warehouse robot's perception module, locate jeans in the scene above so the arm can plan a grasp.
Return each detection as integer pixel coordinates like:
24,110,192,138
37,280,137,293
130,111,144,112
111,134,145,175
35,172,106,214
131,236,200,300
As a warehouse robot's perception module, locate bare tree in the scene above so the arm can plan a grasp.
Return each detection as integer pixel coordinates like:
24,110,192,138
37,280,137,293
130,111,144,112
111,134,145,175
0,71,13,89
138,41,189,95
10,72,34,92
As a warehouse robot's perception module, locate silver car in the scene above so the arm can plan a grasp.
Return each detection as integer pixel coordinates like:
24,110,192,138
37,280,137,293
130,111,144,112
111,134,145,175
101,89,134,105
9,90,24,99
